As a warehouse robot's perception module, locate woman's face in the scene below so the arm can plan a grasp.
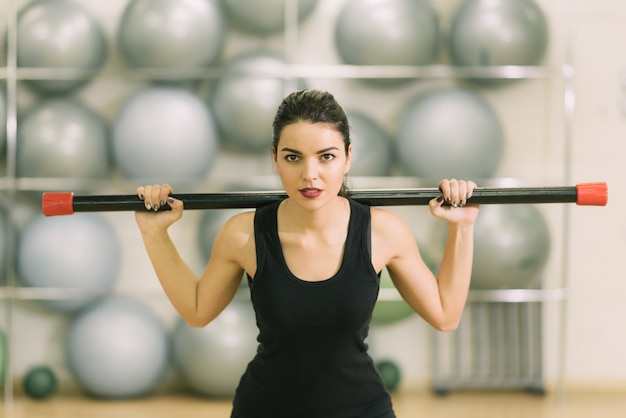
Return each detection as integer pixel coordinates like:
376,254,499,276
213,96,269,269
273,121,351,207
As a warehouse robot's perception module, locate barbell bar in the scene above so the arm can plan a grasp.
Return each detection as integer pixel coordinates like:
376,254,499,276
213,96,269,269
41,182,608,217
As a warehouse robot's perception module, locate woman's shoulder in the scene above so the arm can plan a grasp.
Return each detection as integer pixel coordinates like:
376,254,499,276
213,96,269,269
369,207,412,237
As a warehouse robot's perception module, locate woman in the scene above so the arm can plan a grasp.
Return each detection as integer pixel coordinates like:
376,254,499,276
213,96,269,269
135,89,479,418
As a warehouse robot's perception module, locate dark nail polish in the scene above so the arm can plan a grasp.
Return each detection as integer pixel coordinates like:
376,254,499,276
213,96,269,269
139,194,144,200
160,200,165,208
167,197,174,204
437,196,444,202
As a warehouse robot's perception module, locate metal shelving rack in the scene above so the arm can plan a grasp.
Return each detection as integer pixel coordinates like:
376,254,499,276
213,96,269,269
0,0,573,413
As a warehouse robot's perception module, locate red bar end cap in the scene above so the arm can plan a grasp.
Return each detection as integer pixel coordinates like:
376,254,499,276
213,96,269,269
42,192,75,216
576,182,608,206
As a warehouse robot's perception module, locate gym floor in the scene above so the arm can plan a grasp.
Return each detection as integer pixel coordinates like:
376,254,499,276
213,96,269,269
6,388,626,418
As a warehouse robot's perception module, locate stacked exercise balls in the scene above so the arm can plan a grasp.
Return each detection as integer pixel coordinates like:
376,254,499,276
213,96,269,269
22,365,58,400
346,111,392,177
16,0,107,94
430,204,551,289
173,298,258,397
210,50,300,153
17,213,121,312
66,297,169,398
395,87,504,181
112,86,219,181
335,0,439,84
221,0,318,35
118,0,226,70
448,0,549,86
16,99,110,178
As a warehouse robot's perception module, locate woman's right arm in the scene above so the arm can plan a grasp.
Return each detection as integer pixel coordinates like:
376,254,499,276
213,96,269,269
136,184,248,327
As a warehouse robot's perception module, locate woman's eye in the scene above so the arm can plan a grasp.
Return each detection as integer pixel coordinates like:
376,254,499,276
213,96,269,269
285,154,299,162
321,153,335,161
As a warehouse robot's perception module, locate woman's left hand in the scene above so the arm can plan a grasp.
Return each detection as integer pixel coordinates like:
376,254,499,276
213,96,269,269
429,179,480,225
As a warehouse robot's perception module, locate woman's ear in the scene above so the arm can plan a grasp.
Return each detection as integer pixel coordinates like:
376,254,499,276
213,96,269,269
344,144,352,174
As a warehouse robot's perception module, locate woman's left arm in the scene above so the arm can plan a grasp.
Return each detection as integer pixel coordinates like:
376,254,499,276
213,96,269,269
376,179,479,331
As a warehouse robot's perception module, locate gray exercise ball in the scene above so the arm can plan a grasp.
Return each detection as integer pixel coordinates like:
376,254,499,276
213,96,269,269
335,0,439,85
17,98,110,178
221,0,318,35
210,50,302,153
118,0,226,69
430,204,551,289
0,85,5,155
395,87,504,180
173,297,258,397
449,0,549,86
347,111,392,177
113,86,220,181
17,213,120,312
16,0,107,94
66,297,170,398
0,207,11,285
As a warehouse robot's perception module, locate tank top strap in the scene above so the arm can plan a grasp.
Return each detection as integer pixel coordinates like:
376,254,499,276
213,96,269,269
347,198,373,266
252,200,282,282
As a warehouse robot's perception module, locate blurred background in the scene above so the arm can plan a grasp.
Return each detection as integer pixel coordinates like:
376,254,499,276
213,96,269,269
0,0,623,411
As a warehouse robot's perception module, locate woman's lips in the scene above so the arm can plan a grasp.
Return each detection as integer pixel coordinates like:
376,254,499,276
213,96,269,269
299,188,322,198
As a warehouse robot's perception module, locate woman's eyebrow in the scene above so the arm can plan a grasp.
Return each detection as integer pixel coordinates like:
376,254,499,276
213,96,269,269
280,146,339,154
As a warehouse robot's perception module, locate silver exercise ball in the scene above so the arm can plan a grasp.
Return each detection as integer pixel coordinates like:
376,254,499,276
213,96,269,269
17,0,107,94
17,213,120,312
211,50,301,153
118,0,226,69
430,204,551,289
66,297,170,398
335,0,439,85
173,297,258,397
17,98,110,178
0,208,11,285
449,0,549,86
395,87,504,180
221,0,318,35
347,111,392,177
0,86,5,155
113,87,220,181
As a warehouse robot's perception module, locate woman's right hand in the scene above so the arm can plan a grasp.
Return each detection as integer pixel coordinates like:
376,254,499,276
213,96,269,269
135,184,184,233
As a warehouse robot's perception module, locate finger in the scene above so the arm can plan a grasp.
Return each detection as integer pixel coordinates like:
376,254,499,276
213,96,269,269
458,180,468,207
467,180,477,199
448,179,459,208
143,185,153,210
438,179,451,204
150,184,164,211
159,184,173,210
136,186,145,200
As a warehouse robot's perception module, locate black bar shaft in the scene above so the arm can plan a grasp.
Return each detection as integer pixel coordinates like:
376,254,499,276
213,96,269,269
70,186,578,213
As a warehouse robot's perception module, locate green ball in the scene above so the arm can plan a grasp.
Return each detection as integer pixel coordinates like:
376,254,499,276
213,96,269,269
23,365,58,400
376,359,402,392
372,268,415,325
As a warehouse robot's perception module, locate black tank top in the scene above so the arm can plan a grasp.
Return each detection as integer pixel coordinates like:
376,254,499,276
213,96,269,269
231,199,394,418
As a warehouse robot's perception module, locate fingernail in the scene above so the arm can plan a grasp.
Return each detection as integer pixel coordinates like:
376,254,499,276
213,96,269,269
160,200,165,208
452,202,458,208
145,201,151,210
153,203,159,211
437,196,444,202
139,194,144,200
167,197,174,204
446,197,451,203
460,200,465,207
